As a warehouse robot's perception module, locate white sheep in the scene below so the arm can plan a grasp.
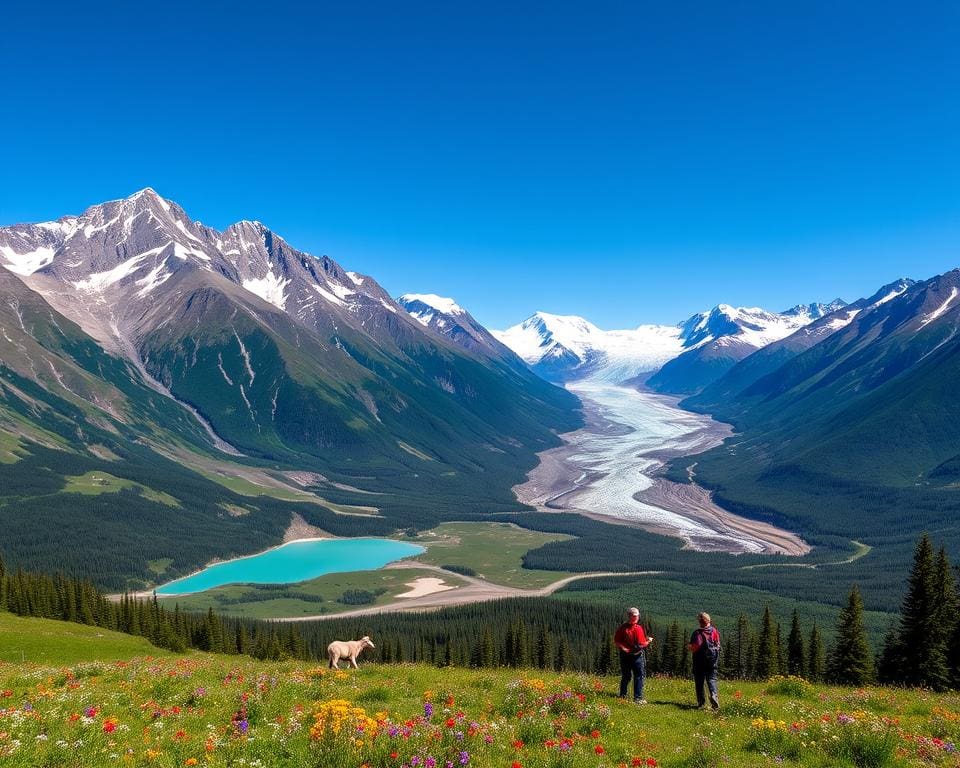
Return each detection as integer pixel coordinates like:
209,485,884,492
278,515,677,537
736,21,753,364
327,636,376,669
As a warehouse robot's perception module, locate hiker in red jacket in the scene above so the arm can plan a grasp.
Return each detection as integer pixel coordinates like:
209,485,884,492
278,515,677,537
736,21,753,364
687,611,721,710
614,607,653,703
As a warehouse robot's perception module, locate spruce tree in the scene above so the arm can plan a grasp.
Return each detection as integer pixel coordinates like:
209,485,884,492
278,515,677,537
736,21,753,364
662,621,681,676
787,610,806,677
730,613,754,680
596,637,618,676
536,626,553,670
892,533,947,688
807,623,825,682
831,584,873,685
931,547,957,691
775,622,786,676
755,606,779,680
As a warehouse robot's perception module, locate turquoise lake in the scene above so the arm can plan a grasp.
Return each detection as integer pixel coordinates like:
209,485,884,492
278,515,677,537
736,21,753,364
154,538,425,596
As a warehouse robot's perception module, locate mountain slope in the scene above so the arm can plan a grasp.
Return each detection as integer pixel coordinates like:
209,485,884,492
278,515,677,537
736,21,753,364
0,190,581,588
397,293,532,374
686,283,910,412
674,269,960,566
646,304,847,394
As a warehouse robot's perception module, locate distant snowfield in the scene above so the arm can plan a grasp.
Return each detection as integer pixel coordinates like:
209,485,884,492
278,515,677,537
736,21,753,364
516,380,808,555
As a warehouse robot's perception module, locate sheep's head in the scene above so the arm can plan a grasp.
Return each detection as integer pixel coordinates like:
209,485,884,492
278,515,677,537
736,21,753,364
361,636,375,649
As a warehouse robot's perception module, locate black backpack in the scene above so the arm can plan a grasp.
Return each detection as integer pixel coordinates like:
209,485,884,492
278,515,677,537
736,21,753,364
697,628,720,666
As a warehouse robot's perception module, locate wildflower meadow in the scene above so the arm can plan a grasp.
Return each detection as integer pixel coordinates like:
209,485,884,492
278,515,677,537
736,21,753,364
2,651,960,768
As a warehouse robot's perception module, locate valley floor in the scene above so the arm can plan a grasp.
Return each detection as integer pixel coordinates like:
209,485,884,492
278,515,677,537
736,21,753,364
1,614,958,768
516,381,809,555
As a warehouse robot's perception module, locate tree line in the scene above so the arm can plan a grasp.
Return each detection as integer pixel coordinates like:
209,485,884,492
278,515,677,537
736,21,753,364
1,533,956,690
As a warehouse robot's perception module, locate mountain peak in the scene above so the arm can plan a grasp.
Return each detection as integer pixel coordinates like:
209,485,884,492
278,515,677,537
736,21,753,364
398,293,465,316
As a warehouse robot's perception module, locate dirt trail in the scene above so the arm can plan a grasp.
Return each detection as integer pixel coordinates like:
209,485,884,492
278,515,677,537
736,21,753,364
275,563,661,622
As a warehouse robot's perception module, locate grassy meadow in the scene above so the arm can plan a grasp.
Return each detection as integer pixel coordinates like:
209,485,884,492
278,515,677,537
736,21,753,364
1,613,959,767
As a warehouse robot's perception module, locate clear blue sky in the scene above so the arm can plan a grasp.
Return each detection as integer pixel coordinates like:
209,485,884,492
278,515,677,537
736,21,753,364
2,1,957,328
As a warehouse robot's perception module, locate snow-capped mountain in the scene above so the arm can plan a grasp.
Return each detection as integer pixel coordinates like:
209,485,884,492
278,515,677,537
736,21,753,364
0,188,578,471
0,189,401,359
494,302,844,386
782,299,848,324
492,313,688,383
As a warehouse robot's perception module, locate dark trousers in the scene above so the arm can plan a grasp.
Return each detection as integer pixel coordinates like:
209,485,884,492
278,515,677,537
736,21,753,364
693,664,719,708
619,650,645,700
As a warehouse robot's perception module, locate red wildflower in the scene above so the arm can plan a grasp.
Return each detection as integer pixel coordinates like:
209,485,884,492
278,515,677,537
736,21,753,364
595,745,606,755
512,739,524,749
591,730,601,739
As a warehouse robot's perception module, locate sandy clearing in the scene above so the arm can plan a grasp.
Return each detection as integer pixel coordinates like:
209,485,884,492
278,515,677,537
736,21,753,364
395,577,456,598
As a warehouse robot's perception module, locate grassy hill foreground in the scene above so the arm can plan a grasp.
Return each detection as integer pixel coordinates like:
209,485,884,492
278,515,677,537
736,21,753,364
1,615,960,767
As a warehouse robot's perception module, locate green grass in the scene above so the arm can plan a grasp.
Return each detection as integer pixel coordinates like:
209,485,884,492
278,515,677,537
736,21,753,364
0,612,170,665
194,467,378,514
413,521,574,588
63,471,139,494
1,625,958,767
0,431,23,463
165,567,471,618
62,471,180,506
147,558,175,576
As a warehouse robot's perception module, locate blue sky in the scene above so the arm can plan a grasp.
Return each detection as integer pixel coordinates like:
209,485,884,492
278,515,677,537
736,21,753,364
2,1,957,328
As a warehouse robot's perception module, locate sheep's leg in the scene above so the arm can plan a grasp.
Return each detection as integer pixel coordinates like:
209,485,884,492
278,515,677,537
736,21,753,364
351,656,359,669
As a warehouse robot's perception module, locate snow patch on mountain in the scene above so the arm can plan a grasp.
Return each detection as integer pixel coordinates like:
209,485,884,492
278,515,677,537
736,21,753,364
921,286,959,327
73,254,147,292
135,259,172,297
872,283,910,307
400,293,465,316
0,245,56,276
243,271,290,310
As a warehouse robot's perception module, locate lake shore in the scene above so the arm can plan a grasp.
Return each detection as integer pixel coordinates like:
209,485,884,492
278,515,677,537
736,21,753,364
514,380,809,556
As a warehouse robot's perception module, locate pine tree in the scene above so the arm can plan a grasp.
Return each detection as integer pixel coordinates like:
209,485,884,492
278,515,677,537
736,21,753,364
596,637,618,676
730,613,754,680
661,621,681,676
755,606,779,680
891,534,947,688
473,629,494,668
807,623,826,682
787,610,806,677
536,626,553,671
831,584,873,685
775,622,786,676
931,547,957,691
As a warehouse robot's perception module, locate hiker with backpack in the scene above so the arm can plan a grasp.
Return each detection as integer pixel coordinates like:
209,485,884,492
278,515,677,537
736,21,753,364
687,611,720,710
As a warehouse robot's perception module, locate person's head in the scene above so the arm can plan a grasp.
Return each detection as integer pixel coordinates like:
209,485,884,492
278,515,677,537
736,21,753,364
697,612,711,628
626,607,640,624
